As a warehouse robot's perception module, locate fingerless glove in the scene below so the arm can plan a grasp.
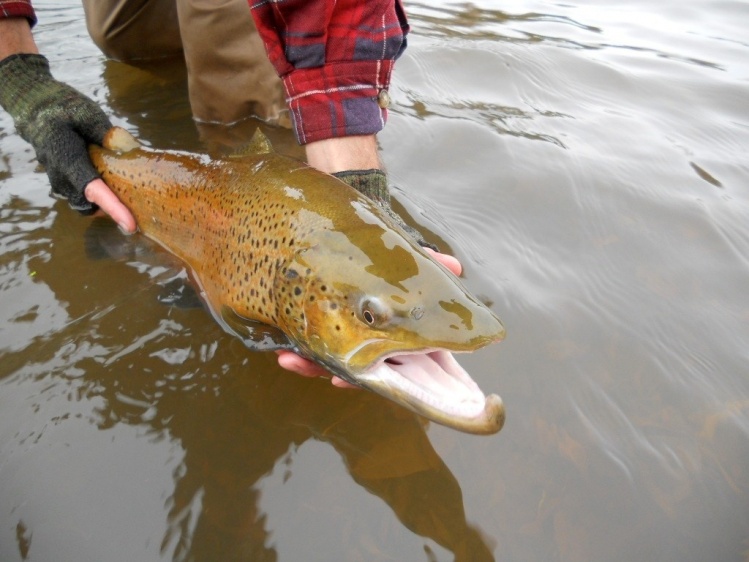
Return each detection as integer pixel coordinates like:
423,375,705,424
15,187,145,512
0,54,112,214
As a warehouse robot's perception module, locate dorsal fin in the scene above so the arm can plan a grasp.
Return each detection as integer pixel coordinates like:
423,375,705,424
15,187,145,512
102,126,141,152
230,128,274,158
247,128,274,154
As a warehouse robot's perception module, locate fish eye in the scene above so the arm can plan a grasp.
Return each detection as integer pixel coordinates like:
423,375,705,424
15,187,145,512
363,309,375,324
359,297,390,327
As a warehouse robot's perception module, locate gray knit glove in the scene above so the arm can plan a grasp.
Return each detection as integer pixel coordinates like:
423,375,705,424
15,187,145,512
333,169,438,251
0,54,112,214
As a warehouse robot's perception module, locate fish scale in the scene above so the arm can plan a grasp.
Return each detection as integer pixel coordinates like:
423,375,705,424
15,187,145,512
95,148,306,328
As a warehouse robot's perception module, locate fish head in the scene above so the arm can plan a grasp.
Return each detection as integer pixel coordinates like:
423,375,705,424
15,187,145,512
275,217,506,435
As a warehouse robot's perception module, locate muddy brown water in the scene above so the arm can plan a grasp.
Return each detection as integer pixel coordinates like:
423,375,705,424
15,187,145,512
1,2,748,561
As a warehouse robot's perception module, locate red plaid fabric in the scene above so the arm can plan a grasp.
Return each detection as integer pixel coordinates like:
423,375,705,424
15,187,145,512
250,0,409,144
0,0,36,25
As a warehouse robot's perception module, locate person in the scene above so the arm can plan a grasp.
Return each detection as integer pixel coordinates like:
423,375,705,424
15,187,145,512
0,0,462,385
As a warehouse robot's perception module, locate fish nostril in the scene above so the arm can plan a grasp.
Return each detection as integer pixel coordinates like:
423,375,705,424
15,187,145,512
385,358,402,365
410,306,424,320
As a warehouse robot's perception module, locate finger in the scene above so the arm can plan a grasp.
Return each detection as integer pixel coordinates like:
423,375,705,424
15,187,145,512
84,178,137,233
276,351,358,389
425,248,463,276
331,376,357,389
276,350,330,378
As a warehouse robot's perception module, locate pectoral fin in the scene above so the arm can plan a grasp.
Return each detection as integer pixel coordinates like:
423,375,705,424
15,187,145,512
102,126,141,152
220,306,293,351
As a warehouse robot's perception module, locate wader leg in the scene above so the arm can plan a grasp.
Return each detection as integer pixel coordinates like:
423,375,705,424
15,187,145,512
82,0,286,126
175,0,286,125
82,0,183,61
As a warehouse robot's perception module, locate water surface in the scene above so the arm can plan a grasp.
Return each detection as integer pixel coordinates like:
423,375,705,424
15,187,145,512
1,1,748,561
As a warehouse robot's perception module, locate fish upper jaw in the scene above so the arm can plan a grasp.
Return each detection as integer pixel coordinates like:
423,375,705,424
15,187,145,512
355,349,505,435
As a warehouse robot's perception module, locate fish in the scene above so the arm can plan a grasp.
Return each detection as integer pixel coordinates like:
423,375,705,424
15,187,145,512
89,127,507,434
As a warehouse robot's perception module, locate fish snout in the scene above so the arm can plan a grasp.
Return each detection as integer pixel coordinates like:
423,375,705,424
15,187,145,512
427,296,505,351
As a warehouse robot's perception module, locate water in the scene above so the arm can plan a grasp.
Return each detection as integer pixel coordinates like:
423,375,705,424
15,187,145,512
1,1,748,561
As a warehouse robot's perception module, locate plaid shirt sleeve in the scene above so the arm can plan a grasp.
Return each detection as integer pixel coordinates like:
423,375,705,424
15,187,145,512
249,0,409,145
0,0,36,26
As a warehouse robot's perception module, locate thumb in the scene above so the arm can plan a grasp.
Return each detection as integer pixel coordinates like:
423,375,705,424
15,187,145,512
425,248,463,277
84,178,137,234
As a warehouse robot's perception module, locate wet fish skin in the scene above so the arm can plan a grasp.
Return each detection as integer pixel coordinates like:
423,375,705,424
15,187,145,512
89,127,506,434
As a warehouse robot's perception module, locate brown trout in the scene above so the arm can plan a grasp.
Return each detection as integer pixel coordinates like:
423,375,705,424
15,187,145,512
90,127,506,434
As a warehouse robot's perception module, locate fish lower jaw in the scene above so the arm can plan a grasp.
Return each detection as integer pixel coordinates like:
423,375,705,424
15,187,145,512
356,350,505,434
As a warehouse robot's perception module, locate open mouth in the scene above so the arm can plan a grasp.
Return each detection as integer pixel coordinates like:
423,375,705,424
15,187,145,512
358,350,505,434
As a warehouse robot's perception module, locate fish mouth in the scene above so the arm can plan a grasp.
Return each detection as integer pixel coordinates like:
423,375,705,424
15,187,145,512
356,350,505,435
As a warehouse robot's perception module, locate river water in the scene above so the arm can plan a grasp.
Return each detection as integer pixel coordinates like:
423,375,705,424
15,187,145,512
1,1,748,561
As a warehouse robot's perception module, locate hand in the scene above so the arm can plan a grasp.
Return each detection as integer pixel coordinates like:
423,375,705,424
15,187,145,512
276,248,463,388
0,54,116,215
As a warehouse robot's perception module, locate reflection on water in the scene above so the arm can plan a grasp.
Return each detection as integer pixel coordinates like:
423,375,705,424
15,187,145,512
1,1,748,561
1,209,493,561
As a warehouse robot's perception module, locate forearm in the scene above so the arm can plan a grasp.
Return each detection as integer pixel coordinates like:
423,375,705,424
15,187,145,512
0,0,38,58
0,16,38,59
304,135,381,174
